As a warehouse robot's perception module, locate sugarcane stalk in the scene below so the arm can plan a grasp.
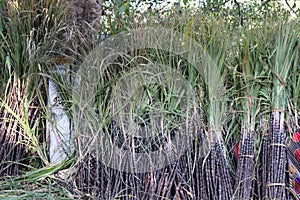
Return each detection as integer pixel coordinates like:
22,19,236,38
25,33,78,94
235,127,255,199
267,102,287,198
218,141,234,198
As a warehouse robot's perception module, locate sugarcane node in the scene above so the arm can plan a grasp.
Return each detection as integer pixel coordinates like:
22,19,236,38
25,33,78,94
244,95,258,99
274,83,286,87
269,143,286,147
238,154,254,158
230,109,236,114
266,183,285,187
209,128,223,132
271,108,285,112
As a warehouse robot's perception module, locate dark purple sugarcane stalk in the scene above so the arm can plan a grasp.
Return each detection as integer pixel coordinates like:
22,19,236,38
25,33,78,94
217,141,234,199
261,116,270,198
235,125,254,199
267,111,286,199
208,144,217,198
203,140,233,199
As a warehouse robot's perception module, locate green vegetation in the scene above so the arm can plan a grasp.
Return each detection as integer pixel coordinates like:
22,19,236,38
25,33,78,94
0,0,300,199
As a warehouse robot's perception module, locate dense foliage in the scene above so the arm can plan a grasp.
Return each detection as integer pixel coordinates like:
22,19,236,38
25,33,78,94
0,0,300,199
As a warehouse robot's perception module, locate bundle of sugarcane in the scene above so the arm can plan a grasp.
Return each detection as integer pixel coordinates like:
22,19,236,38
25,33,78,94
0,73,42,176
164,107,208,200
233,41,255,199
70,112,184,199
198,17,234,199
286,19,300,200
71,144,193,199
231,22,274,199
71,107,206,199
0,74,27,176
201,75,234,198
199,135,234,199
0,0,72,177
266,21,299,199
191,108,210,199
233,25,274,199
287,129,300,199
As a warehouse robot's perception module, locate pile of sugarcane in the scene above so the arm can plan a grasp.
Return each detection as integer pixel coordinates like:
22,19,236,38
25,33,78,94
67,19,300,200
1,1,300,199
